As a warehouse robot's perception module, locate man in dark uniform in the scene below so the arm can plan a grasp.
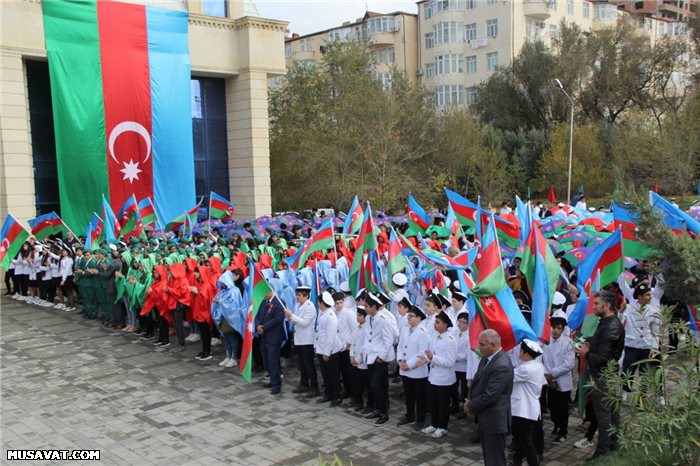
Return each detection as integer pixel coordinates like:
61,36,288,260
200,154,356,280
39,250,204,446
255,290,286,395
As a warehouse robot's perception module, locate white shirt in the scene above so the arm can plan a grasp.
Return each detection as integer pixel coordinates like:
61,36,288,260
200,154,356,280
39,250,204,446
336,306,357,349
388,287,409,320
455,330,480,379
314,309,343,356
366,311,396,364
428,331,457,386
511,358,546,421
380,307,400,345
59,256,74,281
397,324,430,379
350,322,369,369
542,334,575,392
290,299,316,346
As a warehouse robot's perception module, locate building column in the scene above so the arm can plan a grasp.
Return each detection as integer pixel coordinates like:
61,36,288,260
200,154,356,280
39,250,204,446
226,70,272,218
0,50,35,223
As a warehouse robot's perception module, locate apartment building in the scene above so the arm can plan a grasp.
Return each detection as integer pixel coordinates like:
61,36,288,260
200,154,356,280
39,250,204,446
275,11,419,89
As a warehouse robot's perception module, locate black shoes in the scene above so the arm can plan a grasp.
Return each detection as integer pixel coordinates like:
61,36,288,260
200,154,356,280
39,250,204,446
364,411,379,420
270,387,281,395
292,385,309,394
329,399,342,407
374,415,389,425
305,388,321,398
316,397,332,404
396,416,414,427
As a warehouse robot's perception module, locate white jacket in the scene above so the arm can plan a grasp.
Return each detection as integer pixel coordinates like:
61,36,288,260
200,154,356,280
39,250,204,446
336,306,357,349
290,300,317,346
428,331,457,386
620,301,663,349
59,256,74,281
511,358,546,421
314,309,343,356
455,330,480,379
366,311,396,364
542,334,575,392
397,324,430,379
349,322,369,369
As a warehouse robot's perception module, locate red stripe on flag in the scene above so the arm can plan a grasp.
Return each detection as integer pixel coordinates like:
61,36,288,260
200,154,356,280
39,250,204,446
0,221,26,264
98,1,153,210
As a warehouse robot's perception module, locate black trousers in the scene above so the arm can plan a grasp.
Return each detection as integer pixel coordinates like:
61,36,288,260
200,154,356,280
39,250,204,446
110,293,125,325
158,315,170,343
429,383,452,429
171,304,186,346
402,376,427,423
480,430,507,466
139,314,155,336
261,340,282,388
368,361,389,415
622,346,658,392
16,274,28,296
352,366,373,409
456,370,469,401
197,321,212,354
296,344,318,388
591,376,620,456
319,353,341,400
4,268,14,293
512,416,539,466
337,350,353,397
548,389,571,436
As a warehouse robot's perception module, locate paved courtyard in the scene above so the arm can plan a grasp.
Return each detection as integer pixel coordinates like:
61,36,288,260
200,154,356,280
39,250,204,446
1,297,592,465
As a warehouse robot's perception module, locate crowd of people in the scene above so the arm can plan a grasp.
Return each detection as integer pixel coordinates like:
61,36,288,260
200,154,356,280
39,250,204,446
2,198,691,466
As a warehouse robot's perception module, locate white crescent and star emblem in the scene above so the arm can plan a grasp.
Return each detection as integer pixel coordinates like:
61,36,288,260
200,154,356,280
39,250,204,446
0,238,10,254
108,121,151,184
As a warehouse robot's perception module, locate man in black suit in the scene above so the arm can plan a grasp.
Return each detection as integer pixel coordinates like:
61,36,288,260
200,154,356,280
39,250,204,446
464,329,514,466
255,291,286,395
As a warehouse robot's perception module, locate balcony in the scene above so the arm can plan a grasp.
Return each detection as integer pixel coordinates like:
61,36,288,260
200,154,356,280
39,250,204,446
468,38,489,49
367,31,395,47
523,0,552,20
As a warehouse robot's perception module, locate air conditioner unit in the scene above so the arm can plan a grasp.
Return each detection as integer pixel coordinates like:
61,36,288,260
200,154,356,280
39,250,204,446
416,70,424,76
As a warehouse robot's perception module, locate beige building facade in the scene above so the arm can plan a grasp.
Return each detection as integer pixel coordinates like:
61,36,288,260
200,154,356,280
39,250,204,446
278,11,420,88
0,0,287,225
416,0,692,107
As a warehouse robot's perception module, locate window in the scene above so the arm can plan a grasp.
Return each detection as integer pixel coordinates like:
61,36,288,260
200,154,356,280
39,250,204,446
426,63,435,79
550,24,558,39
434,0,467,13
366,16,394,35
202,0,227,17
466,87,477,105
594,3,617,19
436,85,465,106
466,0,476,9
435,54,464,74
300,38,312,52
285,43,291,58
379,49,387,64
425,2,433,19
659,22,665,35
669,22,687,36
550,0,557,11
487,51,499,70
375,72,392,90
466,23,477,41
425,32,435,49
486,19,498,38
466,55,477,73
526,19,533,38
389,47,395,64
566,0,574,14
582,1,590,18
370,51,378,64
487,0,497,4
434,21,465,44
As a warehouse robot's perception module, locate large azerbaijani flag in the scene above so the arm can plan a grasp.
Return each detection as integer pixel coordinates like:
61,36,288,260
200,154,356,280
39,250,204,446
241,258,273,383
42,0,195,231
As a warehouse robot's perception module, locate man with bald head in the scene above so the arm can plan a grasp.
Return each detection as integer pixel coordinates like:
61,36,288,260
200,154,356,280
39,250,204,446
464,329,514,466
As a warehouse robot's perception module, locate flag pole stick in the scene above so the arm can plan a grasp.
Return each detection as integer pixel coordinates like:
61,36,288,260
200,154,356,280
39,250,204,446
332,217,340,286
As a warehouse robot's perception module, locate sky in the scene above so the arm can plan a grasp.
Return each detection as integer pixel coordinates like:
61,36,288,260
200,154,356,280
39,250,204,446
255,0,419,36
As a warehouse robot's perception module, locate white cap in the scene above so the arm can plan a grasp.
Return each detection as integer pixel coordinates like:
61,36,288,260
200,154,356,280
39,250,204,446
557,202,565,207
521,338,543,356
320,291,334,307
109,244,118,252
392,272,407,286
552,291,566,307
339,281,350,293
551,309,567,322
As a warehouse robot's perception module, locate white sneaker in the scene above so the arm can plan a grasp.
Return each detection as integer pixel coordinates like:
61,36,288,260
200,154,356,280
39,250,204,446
421,426,437,435
188,333,201,342
185,334,194,342
12,293,20,300
55,303,65,309
65,307,75,312
574,438,594,449
211,337,221,346
41,301,53,307
225,359,237,368
17,295,27,301
219,358,230,367
431,428,448,438
622,391,629,402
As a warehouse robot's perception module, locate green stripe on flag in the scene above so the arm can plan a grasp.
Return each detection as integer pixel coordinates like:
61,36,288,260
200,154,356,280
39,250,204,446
43,0,108,231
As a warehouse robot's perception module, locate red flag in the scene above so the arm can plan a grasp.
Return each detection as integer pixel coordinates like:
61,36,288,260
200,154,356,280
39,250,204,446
548,185,557,204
